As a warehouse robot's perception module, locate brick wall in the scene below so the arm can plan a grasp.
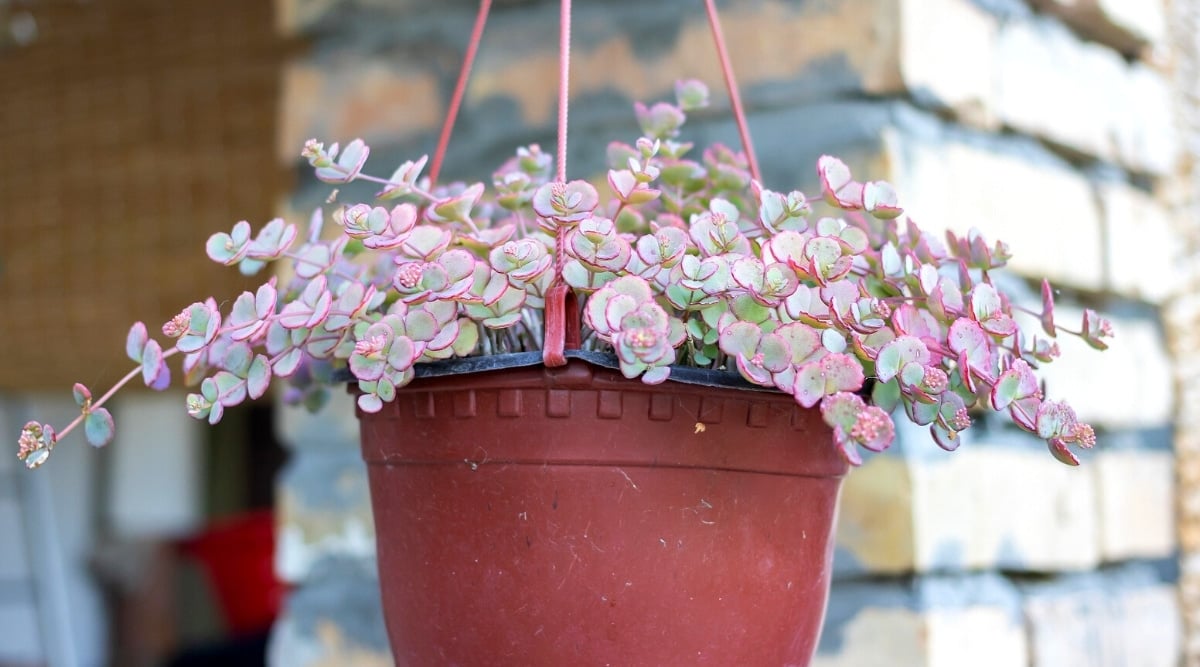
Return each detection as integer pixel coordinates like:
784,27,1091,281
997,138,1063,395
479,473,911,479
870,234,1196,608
270,0,1191,663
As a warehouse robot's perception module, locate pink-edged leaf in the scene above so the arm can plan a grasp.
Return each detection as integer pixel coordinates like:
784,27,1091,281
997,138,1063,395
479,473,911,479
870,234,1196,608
1047,438,1081,466
84,408,115,448
387,337,419,372
246,355,272,400
213,371,247,407
126,322,148,363
930,422,961,452
141,339,165,387
821,353,865,393
947,319,989,371
357,392,383,413
1010,395,1040,431
834,432,864,466
72,383,92,407
718,321,762,357
875,336,930,383
793,362,825,408
776,322,823,366
273,348,303,377
863,180,902,219
1040,279,1057,337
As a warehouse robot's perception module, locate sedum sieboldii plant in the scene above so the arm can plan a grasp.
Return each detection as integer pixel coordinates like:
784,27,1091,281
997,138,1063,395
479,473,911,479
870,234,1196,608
16,80,1111,470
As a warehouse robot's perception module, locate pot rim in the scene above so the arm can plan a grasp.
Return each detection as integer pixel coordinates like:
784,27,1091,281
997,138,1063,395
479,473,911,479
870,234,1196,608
337,350,781,393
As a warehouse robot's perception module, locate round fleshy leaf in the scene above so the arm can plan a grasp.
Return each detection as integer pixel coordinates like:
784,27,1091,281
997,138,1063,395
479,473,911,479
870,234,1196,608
899,362,926,388
863,181,902,219
214,371,247,407
84,408,115,448
1046,438,1081,466
718,321,762,357
930,422,962,452
793,362,826,408
875,336,929,383
376,377,397,403
200,377,219,403
641,365,671,385
273,348,303,377
358,392,383,413
247,355,272,400
1040,279,1057,337
222,342,253,377
72,383,92,407
822,329,847,354
315,138,368,183
126,322,148,363
821,353,865,393
206,228,250,265
207,401,225,425
387,337,419,372
141,339,165,387
451,320,481,357
947,319,990,372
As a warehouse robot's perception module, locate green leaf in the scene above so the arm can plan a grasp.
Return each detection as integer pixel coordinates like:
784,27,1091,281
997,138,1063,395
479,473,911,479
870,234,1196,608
126,322,148,363
213,371,247,407
72,383,91,408
718,321,761,357
872,378,901,412
451,319,480,356
84,408,115,448
247,355,272,400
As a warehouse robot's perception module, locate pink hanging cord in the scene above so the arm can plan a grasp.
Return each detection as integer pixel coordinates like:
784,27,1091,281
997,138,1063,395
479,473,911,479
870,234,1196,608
542,0,578,368
428,0,493,186
703,0,762,184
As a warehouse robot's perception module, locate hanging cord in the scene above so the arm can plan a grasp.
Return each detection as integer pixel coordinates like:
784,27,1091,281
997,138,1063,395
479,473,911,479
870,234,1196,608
428,0,493,186
542,0,578,368
552,0,573,279
703,0,762,184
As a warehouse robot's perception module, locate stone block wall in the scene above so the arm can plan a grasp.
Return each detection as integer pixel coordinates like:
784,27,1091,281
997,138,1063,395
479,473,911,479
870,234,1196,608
269,0,1193,663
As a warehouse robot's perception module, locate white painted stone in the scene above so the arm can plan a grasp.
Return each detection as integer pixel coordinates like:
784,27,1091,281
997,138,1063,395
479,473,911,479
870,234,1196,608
1039,310,1173,429
926,607,1027,667
995,19,1124,162
268,608,392,667
1024,583,1181,667
909,446,1100,572
275,516,376,584
885,133,1105,289
837,434,1103,574
1095,449,1176,561
1115,64,1179,176
812,607,926,667
899,0,998,128
276,390,361,452
814,604,1027,667
1031,0,1168,52
1100,182,1182,302
1096,0,1168,46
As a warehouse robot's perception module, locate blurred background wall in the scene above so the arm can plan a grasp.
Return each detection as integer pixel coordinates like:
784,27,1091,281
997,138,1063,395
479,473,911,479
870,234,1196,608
0,2,287,665
1,0,1196,665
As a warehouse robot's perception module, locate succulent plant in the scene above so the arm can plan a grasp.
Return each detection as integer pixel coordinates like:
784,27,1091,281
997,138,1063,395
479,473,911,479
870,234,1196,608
16,80,1111,471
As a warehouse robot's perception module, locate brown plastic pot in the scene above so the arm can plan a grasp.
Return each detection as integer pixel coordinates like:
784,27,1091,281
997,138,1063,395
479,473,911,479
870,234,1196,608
356,353,849,666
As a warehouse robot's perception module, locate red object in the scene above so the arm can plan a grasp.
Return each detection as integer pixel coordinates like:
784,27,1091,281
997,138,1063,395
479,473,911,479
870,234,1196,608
358,360,848,665
178,510,282,636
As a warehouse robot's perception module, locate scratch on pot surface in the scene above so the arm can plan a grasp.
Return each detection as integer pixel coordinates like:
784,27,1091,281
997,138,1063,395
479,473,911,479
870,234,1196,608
558,546,581,590
582,521,605,553
616,468,639,491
